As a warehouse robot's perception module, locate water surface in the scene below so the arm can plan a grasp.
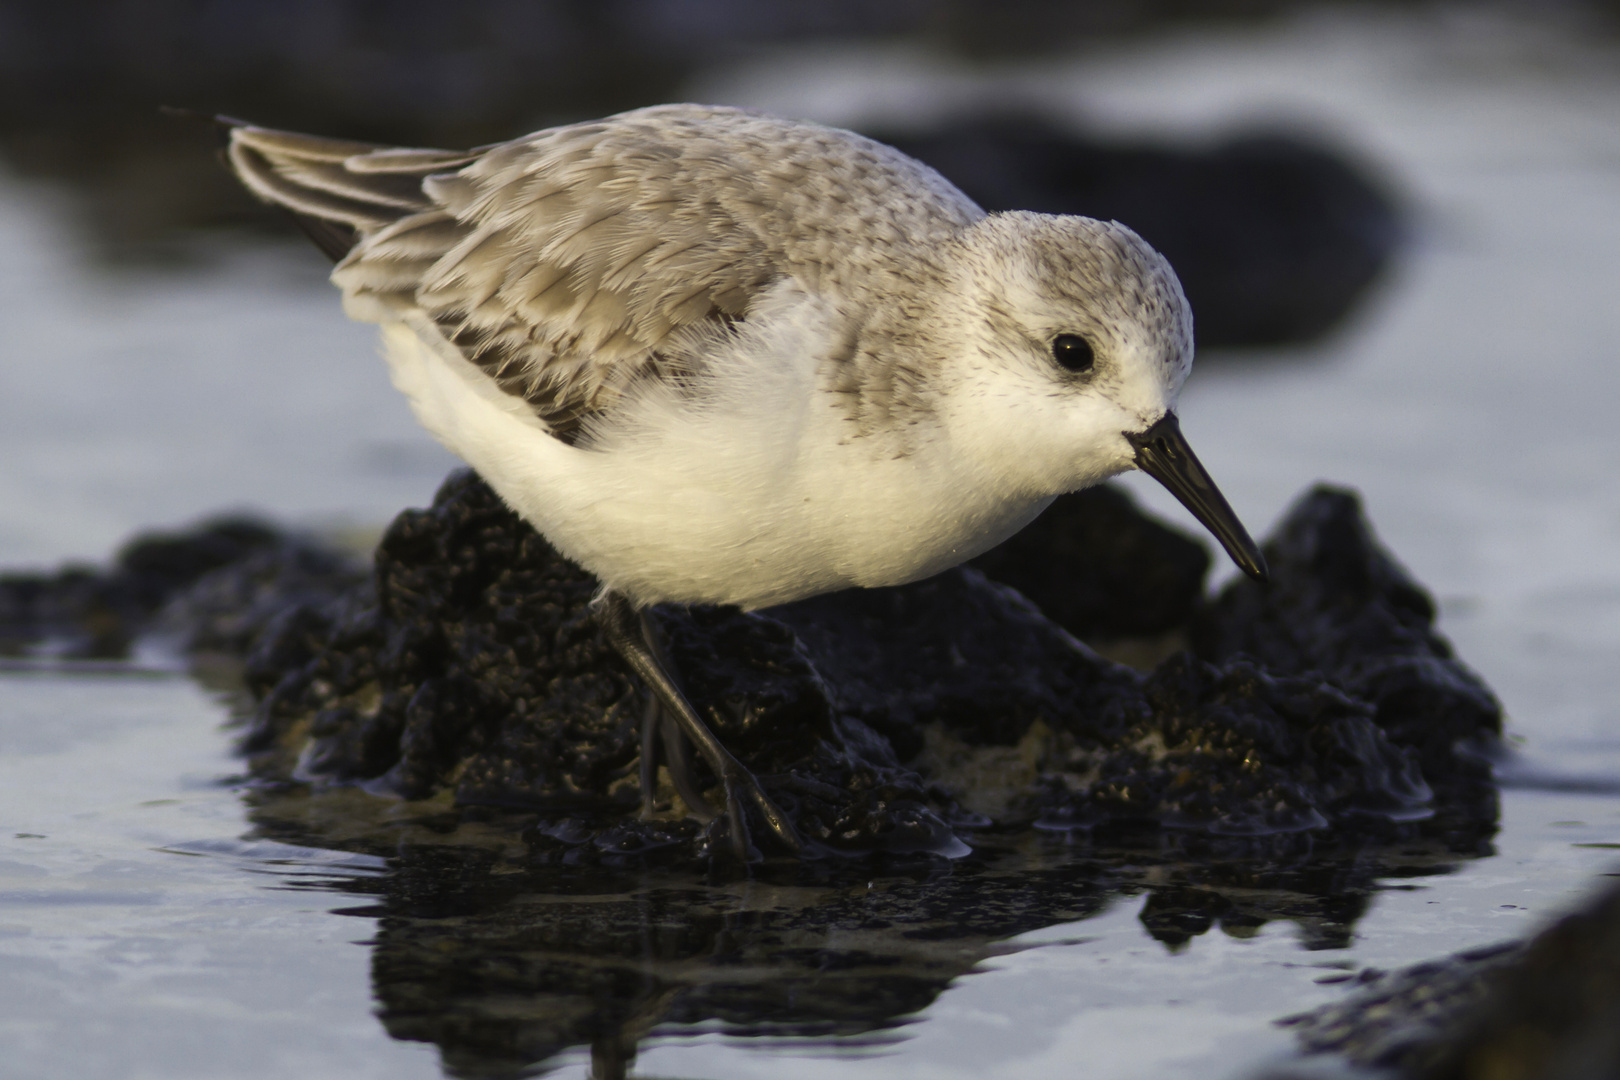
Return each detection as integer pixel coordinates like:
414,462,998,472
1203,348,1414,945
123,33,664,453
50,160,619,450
5,9,1620,1079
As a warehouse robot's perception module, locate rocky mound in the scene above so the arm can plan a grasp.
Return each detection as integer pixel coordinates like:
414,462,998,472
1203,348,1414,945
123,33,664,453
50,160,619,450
221,472,1497,861
1,471,1500,863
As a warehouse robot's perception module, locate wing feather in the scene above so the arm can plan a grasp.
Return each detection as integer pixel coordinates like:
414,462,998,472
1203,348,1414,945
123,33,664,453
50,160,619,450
223,105,983,441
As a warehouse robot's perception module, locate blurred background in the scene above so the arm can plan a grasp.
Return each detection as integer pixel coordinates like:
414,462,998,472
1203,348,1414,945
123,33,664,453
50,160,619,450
1,0,1613,567
0,0,1429,259
7,5,1620,1078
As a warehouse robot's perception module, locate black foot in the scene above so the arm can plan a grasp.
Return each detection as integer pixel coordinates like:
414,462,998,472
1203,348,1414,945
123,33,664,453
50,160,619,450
597,590,803,861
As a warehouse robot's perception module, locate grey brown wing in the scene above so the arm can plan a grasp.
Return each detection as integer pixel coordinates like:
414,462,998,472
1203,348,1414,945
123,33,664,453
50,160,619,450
344,114,799,440
226,113,787,441
225,106,979,442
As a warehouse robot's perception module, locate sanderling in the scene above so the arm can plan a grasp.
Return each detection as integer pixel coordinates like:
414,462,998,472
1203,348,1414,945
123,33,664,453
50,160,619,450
218,103,1267,860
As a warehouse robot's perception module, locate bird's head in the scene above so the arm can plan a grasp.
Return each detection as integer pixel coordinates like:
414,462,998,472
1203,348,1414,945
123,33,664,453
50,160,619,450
938,211,1268,581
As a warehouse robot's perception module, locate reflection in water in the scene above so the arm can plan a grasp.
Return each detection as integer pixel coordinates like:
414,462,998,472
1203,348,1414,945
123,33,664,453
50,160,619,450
245,785,1490,1080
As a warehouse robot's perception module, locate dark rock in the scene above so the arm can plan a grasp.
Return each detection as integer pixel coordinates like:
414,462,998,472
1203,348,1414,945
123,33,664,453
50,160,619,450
154,541,367,657
240,472,975,858
1272,943,1526,1076
1192,484,1501,823
772,565,1143,753
233,471,1489,860
0,470,1499,864
881,115,1402,347
0,515,345,660
969,483,1210,642
1272,879,1620,1080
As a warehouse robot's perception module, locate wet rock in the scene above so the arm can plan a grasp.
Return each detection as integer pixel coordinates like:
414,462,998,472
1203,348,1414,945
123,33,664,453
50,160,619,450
881,115,1402,347
1192,484,1501,826
0,516,351,659
240,472,986,858
233,471,1488,860
0,470,1499,864
1271,878,1620,1080
769,565,1143,756
1271,943,1525,1076
968,483,1210,643
154,542,368,658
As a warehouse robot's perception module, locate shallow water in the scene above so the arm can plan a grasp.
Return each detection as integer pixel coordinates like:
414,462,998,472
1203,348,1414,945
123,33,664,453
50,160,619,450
5,8,1620,1080
3,668,1618,1080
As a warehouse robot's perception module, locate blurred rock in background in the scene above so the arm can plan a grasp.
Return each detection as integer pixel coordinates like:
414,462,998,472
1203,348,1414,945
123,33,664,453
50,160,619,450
0,0,1435,346
878,116,1400,347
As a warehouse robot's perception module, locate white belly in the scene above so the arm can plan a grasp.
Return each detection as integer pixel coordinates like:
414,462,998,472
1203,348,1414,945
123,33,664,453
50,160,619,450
376,298,1050,610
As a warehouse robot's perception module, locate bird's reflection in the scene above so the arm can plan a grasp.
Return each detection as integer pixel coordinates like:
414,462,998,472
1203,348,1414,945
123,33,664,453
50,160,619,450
244,786,1492,1080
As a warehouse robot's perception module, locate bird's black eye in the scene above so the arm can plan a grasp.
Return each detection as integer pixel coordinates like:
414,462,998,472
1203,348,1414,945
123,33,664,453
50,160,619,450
1051,333,1095,374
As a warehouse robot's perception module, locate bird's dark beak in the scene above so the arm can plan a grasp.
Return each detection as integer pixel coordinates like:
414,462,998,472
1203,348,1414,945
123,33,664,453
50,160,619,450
1125,413,1269,582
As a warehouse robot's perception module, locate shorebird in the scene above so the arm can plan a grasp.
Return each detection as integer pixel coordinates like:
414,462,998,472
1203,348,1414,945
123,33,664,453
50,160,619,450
217,103,1267,860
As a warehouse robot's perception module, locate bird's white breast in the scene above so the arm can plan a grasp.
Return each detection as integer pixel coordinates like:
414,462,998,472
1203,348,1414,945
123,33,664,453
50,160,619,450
378,282,1051,610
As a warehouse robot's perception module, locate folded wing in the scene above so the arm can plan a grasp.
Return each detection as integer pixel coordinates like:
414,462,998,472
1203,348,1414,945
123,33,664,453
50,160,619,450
225,105,980,440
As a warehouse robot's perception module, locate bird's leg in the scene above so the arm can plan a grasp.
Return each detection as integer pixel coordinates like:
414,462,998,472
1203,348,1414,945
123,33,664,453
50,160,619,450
658,701,716,822
638,692,660,818
639,613,716,822
597,590,803,860
628,693,660,819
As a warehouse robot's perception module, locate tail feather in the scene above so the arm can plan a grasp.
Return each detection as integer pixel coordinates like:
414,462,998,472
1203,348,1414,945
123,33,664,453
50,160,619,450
229,126,386,162
216,119,479,261
345,146,482,174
